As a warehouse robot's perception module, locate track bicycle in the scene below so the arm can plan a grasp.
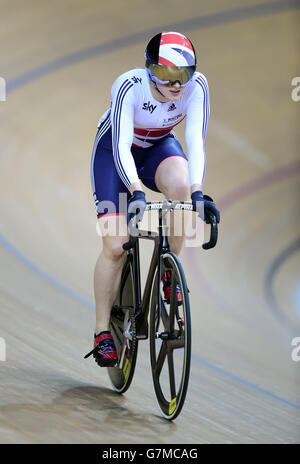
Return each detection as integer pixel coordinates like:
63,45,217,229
107,199,218,420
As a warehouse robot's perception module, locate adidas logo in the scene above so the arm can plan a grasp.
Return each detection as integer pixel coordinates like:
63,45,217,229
167,103,176,112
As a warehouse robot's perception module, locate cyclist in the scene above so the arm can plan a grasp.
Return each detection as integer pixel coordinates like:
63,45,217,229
85,31,220,367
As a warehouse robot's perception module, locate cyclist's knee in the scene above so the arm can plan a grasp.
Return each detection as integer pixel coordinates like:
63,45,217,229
156,157,189,200
163,177,189,201
102,236,127,262
97,214,128,261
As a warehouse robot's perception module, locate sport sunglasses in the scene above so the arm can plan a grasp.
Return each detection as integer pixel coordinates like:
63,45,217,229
146,63,196,87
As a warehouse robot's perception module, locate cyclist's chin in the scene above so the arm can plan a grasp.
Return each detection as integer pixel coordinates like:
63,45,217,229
155,83,184,101
164,88,184,101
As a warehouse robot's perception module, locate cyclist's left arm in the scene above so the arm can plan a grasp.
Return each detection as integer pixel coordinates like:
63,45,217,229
185,73,210,191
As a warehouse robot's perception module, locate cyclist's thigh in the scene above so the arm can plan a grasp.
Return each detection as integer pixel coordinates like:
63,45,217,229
91,126,129,219
136,134,188,192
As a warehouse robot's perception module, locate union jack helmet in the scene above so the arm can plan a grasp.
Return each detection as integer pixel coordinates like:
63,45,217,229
145,32,196,86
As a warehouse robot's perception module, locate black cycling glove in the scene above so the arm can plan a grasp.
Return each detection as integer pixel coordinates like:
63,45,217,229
127,190,146,222
191,190,220,224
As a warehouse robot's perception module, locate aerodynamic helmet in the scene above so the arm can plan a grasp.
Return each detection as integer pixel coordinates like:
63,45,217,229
145,31,196,86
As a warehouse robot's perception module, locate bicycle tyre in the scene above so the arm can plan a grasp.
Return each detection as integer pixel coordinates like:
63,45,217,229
149,251,191,420
107,257,138,394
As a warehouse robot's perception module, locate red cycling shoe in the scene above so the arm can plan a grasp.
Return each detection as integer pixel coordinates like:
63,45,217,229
84,331,118,367
162,271,183,305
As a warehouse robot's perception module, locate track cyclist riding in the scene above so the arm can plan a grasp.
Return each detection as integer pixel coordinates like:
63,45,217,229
85,31,220,368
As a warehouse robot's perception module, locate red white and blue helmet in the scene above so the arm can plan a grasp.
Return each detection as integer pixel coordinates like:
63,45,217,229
145,32,196,86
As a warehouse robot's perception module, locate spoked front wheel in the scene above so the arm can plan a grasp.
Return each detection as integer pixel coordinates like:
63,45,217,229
149,252,191,420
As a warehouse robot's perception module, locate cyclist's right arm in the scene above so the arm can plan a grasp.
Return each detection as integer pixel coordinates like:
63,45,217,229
110,75,143,193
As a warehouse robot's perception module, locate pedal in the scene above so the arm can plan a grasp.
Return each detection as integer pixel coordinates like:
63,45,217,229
177,316,184,327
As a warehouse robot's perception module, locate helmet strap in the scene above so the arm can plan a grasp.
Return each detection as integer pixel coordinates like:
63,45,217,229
146,67,168,101
153,81,166,97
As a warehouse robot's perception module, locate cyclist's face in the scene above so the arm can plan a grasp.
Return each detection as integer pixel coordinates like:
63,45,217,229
156,81,185,101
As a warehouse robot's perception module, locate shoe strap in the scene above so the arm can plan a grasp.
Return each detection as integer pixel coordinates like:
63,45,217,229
94,331,113,344
84,332,114,359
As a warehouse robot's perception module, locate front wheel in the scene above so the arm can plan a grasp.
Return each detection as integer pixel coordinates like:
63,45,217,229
149,252,191,420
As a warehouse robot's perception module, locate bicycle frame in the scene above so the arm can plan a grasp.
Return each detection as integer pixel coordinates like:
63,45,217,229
122,199,218,340
125,206,168,339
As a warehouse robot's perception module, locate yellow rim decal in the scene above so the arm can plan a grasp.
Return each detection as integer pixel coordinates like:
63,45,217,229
169,398,177,415
123,358,130,380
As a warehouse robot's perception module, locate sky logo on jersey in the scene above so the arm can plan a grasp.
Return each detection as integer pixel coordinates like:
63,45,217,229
131,76,142,84
167,103,176,112
142,101,157,114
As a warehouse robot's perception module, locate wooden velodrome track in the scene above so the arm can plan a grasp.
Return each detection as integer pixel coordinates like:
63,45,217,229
0,0,299,444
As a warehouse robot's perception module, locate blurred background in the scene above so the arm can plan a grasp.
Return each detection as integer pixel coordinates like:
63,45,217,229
0,0,299,443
